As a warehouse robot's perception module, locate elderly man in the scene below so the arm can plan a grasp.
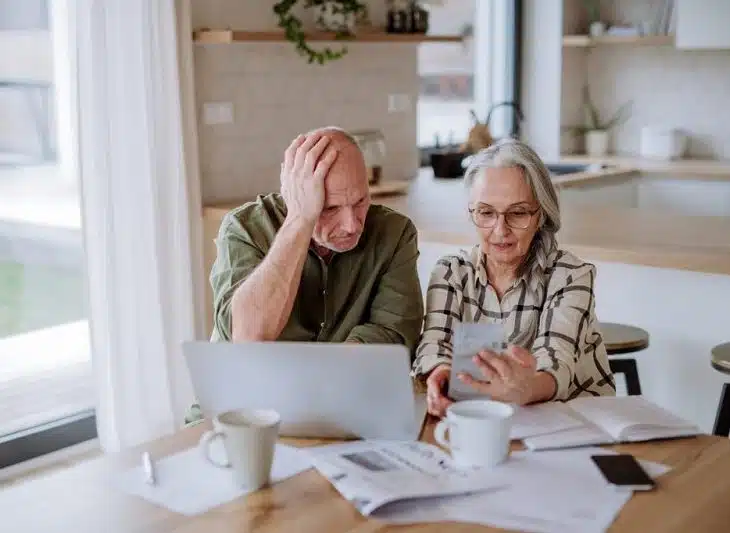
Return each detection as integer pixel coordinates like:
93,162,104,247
209,127,424,349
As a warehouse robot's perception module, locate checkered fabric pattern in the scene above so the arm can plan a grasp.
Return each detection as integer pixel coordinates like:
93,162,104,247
412,245,616,400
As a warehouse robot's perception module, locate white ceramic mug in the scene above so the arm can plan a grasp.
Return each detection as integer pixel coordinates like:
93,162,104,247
434,400,514,468
199,408,281,490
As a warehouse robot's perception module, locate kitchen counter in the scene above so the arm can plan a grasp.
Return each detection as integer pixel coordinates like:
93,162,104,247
375,168,730,276
202,165,730,276
561,154,730,180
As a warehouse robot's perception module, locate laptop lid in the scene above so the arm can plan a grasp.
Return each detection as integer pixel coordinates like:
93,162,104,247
183,341,425,440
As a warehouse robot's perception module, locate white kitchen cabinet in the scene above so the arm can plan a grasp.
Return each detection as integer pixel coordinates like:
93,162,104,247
676,0,730,50
637,177,730,217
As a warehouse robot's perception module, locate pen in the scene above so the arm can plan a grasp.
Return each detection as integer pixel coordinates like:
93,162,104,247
142,451,156,486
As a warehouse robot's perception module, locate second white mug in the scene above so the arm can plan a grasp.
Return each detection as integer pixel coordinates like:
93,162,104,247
434,399,514,468
199,408,281,490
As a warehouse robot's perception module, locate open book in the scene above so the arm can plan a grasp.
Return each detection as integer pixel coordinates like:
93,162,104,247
523,396,702,451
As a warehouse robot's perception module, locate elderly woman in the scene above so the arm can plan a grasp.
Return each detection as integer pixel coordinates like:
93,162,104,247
413,139,615,416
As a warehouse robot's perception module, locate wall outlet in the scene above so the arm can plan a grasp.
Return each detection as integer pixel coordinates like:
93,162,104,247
203,102,234,125
387,93,411,113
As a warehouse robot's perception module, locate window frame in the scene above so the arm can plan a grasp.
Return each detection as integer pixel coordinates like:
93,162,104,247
418,0,522,166
0,0,97,472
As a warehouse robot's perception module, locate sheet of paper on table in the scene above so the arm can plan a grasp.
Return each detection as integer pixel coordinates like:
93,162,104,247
372,446,671,533
306,440,503,516
115,443,312,516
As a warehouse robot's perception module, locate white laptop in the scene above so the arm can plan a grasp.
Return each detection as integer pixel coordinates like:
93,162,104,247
183,341,427,440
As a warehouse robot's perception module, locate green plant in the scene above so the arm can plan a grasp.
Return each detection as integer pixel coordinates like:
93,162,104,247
572,85,632,133
273,0,368,65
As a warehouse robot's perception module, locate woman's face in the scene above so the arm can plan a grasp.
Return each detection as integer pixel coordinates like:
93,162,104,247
468,166,541,269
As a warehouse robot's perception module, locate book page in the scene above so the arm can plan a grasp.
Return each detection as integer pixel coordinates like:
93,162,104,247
522,423,612,451
567,396,698,441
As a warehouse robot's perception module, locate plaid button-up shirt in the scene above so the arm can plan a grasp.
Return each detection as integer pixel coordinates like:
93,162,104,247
412,245,616,401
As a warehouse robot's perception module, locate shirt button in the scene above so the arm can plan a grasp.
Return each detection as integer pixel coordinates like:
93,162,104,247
322,289,327,296
320,321,325,329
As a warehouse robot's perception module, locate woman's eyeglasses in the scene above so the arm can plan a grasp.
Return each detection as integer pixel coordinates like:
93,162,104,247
468,205,539,230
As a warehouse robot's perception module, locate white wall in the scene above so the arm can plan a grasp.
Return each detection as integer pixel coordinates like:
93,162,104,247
560,0,730,158
418,241,730,434
586,46,730,159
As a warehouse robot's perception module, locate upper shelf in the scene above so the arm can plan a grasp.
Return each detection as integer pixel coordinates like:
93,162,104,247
563,34,675,47
193,29,463,44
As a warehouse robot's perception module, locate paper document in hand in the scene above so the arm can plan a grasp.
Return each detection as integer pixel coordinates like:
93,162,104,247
449,322,506,401
306,440,503,516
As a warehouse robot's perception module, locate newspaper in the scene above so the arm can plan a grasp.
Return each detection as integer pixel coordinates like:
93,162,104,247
306,440,503,516
449,322,506,401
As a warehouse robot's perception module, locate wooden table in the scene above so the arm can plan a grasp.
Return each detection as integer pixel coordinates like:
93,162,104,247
3,417,730,532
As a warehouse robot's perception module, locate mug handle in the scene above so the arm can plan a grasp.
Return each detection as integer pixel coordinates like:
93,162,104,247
433,420,451,450
199,430,230,468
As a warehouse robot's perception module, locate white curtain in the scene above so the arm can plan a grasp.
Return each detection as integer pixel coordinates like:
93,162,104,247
74,0,199,451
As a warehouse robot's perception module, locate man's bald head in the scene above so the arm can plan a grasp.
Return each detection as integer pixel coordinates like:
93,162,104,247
302,126,371,254
304,126,362,153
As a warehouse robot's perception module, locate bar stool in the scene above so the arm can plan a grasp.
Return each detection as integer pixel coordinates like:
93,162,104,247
600,322,649,396
711,342,730,437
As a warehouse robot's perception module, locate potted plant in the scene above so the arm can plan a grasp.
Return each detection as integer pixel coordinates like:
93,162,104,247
571,85,632,157
273,0,368,64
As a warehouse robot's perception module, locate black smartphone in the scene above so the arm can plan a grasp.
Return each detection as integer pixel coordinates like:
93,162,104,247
590,454,656,491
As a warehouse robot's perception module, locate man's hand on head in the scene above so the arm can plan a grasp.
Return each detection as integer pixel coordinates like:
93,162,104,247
280,132,338,225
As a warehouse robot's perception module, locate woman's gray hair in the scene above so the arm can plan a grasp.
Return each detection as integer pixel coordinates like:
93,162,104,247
463,138,561,298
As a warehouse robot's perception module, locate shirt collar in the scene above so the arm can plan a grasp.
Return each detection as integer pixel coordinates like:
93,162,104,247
477,243,533,292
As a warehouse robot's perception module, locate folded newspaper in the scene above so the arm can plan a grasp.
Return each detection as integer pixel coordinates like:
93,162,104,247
306,440,502,516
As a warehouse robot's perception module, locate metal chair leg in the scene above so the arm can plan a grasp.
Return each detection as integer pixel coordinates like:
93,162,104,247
608,358,642,396
713,383,730,437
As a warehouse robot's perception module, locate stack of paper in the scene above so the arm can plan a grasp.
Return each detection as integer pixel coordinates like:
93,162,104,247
306,440,502,516
373,447,670,533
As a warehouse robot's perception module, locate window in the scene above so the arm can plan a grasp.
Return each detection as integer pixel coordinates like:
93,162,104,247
417,0,521,163
0,0,95,468
417,0,476,150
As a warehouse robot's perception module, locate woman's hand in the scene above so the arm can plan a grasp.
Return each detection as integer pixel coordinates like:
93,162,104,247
457,345,539,405
425,364,453,417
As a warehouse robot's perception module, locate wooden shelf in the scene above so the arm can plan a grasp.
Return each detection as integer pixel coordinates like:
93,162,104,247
193,29,462,44
563,34,675,47
369,179,411,198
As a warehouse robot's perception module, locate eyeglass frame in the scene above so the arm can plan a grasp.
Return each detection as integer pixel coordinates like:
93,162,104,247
467,204,540,230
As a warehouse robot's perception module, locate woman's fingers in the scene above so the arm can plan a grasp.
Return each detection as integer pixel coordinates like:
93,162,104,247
505,345,535,369
426,364,452,417
457,371,492,395
477,350,514,382
471,354,497,381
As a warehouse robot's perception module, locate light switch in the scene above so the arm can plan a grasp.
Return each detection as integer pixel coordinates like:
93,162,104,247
203,102,234,125
387,93,411,113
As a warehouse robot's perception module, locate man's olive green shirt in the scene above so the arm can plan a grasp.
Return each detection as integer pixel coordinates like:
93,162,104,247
209,193,424,354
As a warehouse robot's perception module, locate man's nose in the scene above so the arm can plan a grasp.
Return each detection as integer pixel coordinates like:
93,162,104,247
342,208,358,233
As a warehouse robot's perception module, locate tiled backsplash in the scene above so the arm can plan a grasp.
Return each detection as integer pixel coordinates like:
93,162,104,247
192,0,419,204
